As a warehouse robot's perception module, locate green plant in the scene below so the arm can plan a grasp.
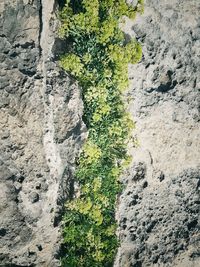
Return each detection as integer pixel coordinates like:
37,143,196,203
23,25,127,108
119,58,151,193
59,1,143,266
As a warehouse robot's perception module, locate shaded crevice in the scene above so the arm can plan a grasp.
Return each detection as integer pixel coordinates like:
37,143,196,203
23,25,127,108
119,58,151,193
55,121,83,144
56,0,66,9
156,80,178,93
38,0,43,56
19,69,36,77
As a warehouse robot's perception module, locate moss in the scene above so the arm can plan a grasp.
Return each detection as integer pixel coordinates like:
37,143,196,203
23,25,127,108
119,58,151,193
59,1,143,266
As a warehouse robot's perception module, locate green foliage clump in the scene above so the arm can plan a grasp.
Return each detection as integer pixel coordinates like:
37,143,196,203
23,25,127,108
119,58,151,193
59,1,143,266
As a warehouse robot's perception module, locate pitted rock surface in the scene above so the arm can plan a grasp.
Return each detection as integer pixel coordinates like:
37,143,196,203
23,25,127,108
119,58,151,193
117,166,200,267
116,0,200,267
0,0,86,266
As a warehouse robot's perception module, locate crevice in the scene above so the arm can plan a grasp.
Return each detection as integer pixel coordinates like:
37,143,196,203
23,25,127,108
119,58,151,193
156,81,175,93
187,219,198,231
14,41,35,49
0,228,7,237
38,0,43,56
19,69,36,77
55,121,83,144
56,0,66,9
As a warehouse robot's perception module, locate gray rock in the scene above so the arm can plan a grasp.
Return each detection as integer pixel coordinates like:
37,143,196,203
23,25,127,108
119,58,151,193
0,0,86,266
1,0,200,266
116,0,200,266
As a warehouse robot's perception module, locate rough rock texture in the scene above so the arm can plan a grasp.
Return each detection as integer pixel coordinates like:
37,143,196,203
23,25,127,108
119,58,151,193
0,0,86,266
116,0,200,267
1,0,200,266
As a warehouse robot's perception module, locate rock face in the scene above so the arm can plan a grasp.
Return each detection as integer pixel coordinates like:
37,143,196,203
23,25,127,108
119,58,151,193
0,0,200,266
0,0,86,266
116,0,200,267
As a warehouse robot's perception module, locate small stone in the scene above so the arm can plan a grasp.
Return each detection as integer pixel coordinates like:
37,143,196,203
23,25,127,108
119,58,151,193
14,181,22,191
186,140,192,146
29,192,39,203
1,130,10,139
41,182,48,191
151,255,159,264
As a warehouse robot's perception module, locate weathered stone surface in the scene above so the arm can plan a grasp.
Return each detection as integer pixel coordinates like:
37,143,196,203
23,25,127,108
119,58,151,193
116,167,200,267
116,0,200,266
1,0,200,266
0,0,86,266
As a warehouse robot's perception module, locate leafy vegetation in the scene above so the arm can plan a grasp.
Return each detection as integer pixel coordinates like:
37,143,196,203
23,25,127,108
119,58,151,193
59,0,143,266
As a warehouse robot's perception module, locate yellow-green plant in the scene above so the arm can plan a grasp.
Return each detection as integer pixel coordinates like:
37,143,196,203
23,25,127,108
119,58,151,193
59,1,143,266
